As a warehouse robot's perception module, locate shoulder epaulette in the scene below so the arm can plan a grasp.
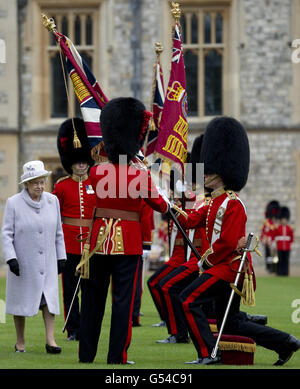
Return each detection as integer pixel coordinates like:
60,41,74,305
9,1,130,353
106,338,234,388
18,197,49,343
226,190,237,200
55,175,70,184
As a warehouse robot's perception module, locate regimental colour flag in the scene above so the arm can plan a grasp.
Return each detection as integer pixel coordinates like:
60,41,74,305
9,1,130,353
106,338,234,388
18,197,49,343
54,31,109,153
144,59,165,157
154,23,188,173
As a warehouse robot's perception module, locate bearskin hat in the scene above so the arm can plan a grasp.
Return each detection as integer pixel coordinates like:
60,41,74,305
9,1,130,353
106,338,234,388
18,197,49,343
279,206,290,220
200,117,250,192
265,200,280,218
57,117,94,174
190,135,204,185
100,97,151,163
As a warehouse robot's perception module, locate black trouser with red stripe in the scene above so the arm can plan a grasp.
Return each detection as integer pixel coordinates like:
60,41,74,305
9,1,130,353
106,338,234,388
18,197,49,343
158,263,198,338
180,273,291,359
147,264,178,322
62,253,81,338
79,254,141,364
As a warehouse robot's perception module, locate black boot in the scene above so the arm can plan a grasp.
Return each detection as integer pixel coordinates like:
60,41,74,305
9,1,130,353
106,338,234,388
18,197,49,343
274,335,300,366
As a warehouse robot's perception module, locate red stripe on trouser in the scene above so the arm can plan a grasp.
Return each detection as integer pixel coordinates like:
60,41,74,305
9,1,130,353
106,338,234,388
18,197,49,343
161,266,193,335
122,258,140,364
149,266,174,315
182,276,217,358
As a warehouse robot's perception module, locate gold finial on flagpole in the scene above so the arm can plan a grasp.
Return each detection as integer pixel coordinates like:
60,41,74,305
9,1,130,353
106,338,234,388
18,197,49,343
171,2,181,22
41,13,57,33
154,42,163,57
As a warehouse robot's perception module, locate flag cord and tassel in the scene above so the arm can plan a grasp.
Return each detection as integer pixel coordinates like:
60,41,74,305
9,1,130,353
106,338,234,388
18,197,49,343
58,46,81,149
42,13,81,149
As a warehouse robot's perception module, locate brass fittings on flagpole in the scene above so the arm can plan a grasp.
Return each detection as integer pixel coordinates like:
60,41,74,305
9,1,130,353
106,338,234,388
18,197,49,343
171,2,181,22
41,13,57,32
154,42,163,57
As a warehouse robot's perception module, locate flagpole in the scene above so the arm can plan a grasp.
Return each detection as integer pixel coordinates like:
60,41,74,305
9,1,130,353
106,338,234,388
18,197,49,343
171,2,182,30
144,42,163,157
41,13,81,148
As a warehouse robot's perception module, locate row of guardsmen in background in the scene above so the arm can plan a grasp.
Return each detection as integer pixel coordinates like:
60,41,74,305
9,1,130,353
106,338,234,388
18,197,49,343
260,201,294,276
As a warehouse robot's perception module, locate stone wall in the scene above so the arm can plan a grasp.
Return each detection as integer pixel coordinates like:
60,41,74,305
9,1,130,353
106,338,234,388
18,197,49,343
239,0,293,127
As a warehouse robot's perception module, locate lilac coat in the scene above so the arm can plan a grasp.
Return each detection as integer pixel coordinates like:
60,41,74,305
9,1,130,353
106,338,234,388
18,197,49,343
1,189,66,316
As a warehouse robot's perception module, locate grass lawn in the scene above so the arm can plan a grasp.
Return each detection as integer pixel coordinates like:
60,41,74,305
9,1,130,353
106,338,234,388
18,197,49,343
0,272,300,371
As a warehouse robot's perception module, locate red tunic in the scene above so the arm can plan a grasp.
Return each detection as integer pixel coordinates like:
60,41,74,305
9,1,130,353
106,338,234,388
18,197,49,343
89,163,168,255
273,224,294,251
177,188,253,283
260,218,276,246
140,200,155,249
53,174,97,255
166,195,210,267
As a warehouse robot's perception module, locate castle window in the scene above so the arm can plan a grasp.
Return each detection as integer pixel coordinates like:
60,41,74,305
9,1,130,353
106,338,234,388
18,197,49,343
181,6,229,118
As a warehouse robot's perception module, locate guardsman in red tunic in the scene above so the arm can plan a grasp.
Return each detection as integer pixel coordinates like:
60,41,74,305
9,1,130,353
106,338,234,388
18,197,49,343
273,206,294,276
155,136,214,344
260,200,280,273
53,118,96,341
177,117,300,366
156,192,211,344
77,98,169,365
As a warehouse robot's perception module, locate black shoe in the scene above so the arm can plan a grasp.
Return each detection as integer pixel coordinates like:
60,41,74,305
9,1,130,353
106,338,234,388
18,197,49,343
156,335,189,344
156,335,177,344
185,357,202,364
176,336,190,344
246,313,268,325
274,335,300,366
199,351,222,365
45,344,62,354
152,321,166,327
132,318,141,327
67,334,79,341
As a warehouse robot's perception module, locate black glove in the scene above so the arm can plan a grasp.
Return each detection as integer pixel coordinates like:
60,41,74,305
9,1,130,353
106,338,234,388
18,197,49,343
57,259,67,275
7,258,20,276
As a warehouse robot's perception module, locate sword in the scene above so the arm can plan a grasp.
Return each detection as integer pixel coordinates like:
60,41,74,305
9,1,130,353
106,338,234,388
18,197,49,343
62,275,81,333
168,208,202,262
210,232,254,359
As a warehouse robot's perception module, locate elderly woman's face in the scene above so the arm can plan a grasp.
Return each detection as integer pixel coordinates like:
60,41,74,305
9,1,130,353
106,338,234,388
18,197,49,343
26,177,46,200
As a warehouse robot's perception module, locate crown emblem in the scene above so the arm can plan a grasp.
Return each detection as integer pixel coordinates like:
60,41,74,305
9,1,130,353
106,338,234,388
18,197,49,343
167,81,185,102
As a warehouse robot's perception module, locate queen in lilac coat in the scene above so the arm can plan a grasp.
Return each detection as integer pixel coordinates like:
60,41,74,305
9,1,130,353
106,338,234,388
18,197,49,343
2,188,66,317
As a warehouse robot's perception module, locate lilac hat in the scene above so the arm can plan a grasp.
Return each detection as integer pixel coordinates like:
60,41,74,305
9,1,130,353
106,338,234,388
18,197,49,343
19,160,52,184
